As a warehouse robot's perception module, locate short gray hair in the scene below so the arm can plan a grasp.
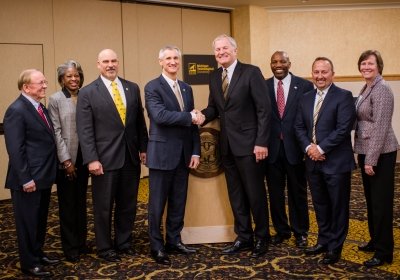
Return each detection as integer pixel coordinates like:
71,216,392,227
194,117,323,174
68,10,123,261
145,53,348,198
159,45,181,60
56,60,84,88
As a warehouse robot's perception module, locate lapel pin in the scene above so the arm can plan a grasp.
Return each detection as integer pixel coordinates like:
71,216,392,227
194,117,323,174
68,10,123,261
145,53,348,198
294,86,298,90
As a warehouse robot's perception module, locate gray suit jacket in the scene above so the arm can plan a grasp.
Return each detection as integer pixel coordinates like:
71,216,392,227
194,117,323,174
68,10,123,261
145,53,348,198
354,75,399,165
76,76,148,170
48,89,79,165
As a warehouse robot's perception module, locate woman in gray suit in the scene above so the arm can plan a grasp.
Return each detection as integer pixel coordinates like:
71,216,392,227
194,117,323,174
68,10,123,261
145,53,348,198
48,60,90,262
354,50,399,268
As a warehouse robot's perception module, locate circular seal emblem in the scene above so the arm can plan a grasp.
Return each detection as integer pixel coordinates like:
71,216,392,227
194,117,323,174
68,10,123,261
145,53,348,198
190,127,223,178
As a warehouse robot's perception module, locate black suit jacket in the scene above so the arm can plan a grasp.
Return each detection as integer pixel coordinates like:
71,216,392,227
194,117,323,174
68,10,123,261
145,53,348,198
145,75,200,170
4,94,57,190
266,74,314,165
76,76,148,170
294,83,356,174
202,61,271,156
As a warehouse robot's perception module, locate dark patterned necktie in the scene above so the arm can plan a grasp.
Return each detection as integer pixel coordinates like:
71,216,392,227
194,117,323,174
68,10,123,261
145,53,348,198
37,104,50,128
222,68,229,99
277,80,285,118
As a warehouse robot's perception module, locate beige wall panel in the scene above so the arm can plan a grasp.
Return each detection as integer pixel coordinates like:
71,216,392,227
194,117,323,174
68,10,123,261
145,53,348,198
0,44,43,199
135,4,182,90
121,3,140,82
249,6,269,74
265,8,400,77
182,9,230,110
232,6,251,63
0,0,55,93
53,0,124,85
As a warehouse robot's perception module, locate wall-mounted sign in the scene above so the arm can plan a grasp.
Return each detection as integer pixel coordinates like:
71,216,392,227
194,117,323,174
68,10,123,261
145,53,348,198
183,55,217,85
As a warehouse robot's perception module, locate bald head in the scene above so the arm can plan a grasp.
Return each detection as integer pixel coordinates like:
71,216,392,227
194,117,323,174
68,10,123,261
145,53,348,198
97,49,119,81
270,51,291,80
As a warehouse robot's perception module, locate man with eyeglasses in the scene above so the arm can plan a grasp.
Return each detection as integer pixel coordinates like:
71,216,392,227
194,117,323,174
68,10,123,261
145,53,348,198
3,69,59,277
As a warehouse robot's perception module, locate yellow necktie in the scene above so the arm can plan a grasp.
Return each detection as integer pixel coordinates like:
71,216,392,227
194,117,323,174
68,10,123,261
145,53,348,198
111,81,126,125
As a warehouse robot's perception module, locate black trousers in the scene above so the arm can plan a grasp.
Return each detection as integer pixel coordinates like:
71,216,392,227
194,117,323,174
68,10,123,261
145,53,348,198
56,151,89,257
307,167,351,252
148,154,189,251
91,152,140,254
266,141,309,237
358,151,396,259
11,187,51,270
223,147,269,242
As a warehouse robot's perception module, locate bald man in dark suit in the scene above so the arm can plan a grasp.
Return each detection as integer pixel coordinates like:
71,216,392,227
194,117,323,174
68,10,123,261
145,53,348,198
77,49,148,262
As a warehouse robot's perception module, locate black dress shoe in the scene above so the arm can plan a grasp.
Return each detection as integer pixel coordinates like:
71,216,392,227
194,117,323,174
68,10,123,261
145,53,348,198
99,250,121,262
270,233,291,245
221,240,253,255
364,256,393,268
151,250,171,265
79,245,93,254
358,243,375,252
251,240,268,258
40,256,60,265
304,244,327,255
118,247,136,256
295,235,308,248
65,254,80,262
165,242,197,254
22,266,53,277
321,251,341,264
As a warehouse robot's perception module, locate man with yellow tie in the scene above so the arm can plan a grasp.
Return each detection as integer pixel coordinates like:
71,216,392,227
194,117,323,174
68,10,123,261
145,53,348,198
77,49,148,262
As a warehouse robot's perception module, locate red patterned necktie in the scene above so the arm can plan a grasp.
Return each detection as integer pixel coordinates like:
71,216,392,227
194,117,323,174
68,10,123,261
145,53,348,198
37,104,50,128
277,80,285,118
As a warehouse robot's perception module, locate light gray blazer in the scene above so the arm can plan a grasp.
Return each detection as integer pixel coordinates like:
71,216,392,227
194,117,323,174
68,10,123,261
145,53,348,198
48,89,79,166
354,75,399,166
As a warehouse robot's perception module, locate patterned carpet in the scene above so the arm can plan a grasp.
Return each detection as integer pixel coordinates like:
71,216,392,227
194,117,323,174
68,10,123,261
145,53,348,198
0,166,400,279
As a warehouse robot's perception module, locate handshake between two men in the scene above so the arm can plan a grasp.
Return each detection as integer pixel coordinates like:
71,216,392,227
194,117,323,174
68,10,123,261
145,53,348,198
191,109,206,126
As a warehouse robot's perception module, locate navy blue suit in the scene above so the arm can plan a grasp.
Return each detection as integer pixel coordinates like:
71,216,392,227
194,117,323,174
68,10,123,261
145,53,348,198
266,74,313,238
4,94,57,270
145,75,200,251
295,83,356,252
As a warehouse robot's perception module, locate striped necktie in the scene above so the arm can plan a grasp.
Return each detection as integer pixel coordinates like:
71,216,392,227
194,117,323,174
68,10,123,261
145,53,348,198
312,90,324,144
37,104,50,129
222,68,229,99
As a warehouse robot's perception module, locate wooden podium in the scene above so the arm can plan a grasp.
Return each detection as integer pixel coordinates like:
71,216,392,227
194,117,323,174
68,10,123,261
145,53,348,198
180,120,235,244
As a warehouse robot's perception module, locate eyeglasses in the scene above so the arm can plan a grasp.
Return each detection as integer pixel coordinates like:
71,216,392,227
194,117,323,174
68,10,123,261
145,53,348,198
30,80,49,86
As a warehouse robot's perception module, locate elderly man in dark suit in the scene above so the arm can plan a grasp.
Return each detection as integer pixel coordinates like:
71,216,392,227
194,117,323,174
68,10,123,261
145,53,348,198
201,34,271,258
265,51,314,248
145,45,201,265
77,49,148,262
294,57,356,264
4,69,59,277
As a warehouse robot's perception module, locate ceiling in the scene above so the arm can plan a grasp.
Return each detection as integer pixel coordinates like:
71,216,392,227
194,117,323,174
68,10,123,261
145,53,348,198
137,0,400,10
